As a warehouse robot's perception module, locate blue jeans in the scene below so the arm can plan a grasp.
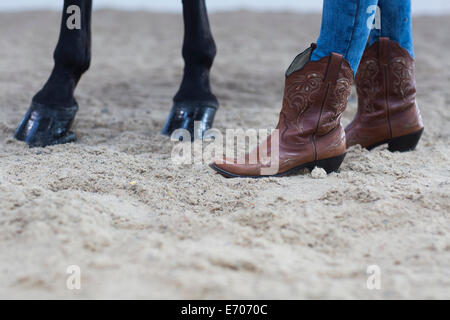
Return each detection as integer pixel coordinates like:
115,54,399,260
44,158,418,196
311,0,414,73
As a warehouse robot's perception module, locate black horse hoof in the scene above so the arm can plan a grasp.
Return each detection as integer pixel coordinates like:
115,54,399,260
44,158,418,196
161,103,217,141
14,102,78,148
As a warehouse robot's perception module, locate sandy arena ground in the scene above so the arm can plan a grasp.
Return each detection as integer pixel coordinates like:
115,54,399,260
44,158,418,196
0,11,449,299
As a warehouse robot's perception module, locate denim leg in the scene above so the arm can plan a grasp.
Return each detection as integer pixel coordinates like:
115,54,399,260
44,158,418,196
368,0,414,58
311,0,379,73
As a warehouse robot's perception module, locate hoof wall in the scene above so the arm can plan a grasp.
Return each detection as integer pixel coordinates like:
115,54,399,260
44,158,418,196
14,102,78,148
161,103,217,141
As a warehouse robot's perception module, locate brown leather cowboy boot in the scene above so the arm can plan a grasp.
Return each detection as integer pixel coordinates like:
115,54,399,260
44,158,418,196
346,37,424,152
210,44,354,178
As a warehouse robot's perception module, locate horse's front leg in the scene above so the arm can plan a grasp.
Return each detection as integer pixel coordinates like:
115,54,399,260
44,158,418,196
162,0,218,140
15,0,92,147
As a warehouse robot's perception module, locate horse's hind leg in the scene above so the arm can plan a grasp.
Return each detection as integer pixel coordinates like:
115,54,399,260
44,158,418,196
15,0,92,147
162,0,218,140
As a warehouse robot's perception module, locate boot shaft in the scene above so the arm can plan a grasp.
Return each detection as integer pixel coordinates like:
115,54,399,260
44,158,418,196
354,37,423,140
279,45,354,139
357,37,417,112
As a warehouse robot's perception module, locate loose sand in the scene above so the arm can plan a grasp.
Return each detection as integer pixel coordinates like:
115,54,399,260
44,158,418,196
0,11,449,299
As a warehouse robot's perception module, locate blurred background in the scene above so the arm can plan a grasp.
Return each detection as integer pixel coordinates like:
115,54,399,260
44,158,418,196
1,0,450,15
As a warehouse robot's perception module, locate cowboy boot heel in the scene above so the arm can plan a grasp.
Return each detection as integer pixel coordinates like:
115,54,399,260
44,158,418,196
387,128,424,152
315,153,347,174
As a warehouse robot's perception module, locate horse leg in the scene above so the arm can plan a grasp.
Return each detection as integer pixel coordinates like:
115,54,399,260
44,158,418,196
162,0,218,140
15,0,92,147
